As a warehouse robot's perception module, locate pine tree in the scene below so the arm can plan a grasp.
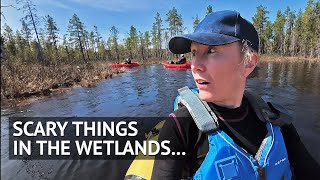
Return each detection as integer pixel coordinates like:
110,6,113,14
156,13,163,59
164,30,170,59
206,5,213,15
20,19,32,48
44,15,59,58
0,36,5,59
292,10,303,56
144,31,150,59
151,22,157,57
98,41,107,61
301,0,315,57
273,10,286,55
2,24,17,57
252,5,269,54
68,14,86,62
106,37,112,61
283,7,296,56
192,14,200,30
151,12,163,58
62,34,71,62
17,0,43,61
138,31,145,60
110,26,119,61
127,25,138,59
166,7,183,37
314,1,320,58
82,29,91,61
89,31,96,59
93,25,102,60
15,30,28,60
263,21,273,54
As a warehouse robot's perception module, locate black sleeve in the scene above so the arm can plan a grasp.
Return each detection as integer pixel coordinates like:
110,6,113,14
151,108,194,180
281,124,320,179
151,116,185,180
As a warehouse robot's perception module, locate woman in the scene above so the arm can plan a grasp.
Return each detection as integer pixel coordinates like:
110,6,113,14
151,10,319,180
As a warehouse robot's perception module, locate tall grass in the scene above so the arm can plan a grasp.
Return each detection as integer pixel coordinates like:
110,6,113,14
260,55,320,63
1,60,122,102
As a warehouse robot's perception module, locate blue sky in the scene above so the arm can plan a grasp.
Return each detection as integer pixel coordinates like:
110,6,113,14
1,0,309,43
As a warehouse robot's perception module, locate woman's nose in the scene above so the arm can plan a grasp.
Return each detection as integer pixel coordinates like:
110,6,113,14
191,54,205,73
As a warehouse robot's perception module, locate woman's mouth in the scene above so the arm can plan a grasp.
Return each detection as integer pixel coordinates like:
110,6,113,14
196,79,209,85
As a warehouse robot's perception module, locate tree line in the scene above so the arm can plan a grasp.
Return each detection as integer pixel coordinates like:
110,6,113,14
253,0,320,58
1,0,319,66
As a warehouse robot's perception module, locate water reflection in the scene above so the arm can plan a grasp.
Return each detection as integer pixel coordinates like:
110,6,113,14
258,61,320,94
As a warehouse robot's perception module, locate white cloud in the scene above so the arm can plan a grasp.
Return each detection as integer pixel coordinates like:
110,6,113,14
69,0,168,12
38,0,73,10
1,0,73,32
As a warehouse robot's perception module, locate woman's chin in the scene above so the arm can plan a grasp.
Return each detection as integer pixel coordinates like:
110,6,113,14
198,91,215,102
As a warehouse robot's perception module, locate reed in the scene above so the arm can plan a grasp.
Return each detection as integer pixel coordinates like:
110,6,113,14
1,60,124,106
260,55,320,63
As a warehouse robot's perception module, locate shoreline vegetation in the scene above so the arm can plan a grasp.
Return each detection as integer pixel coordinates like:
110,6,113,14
260,55,320,63
1,61,122,108
1,55,319,108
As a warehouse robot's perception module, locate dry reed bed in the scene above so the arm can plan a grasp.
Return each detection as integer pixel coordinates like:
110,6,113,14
260,55,320,63
1,61,124,102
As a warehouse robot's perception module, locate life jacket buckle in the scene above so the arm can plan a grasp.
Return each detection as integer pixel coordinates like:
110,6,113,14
262,109,272,121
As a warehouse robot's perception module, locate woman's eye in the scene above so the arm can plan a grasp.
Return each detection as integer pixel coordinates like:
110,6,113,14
208,49,216,54
191,52,196,57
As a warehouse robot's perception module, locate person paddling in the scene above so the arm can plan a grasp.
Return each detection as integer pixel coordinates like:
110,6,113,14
125,57,132,64
176,54,187,64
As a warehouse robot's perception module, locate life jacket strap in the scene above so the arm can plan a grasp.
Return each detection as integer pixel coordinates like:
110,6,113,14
244,90,293,126
175,87,292,132
177,86,219,133
221,120,259,154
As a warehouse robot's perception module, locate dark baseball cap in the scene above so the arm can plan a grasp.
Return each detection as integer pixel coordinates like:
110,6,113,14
168,10,259,54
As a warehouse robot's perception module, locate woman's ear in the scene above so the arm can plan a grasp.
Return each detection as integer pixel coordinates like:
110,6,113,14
244,53,258,78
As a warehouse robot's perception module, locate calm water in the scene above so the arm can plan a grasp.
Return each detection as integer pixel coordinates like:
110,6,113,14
1,61,320,180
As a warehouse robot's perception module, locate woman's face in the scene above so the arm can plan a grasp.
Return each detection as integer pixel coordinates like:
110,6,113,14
190,41,248,106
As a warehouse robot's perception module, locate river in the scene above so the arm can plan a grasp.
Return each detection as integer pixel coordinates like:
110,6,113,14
1,61,320,180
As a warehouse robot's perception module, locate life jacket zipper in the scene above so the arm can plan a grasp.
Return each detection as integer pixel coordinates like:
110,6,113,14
258,166,266,180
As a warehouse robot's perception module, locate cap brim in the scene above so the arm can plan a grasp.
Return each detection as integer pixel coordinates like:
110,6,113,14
168,32,240,54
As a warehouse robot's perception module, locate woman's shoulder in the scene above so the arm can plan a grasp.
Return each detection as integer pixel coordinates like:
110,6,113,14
170,106,194,126
173,106,192,117
163,106,199,138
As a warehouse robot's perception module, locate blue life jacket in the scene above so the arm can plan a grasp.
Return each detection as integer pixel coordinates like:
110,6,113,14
174,87,293,180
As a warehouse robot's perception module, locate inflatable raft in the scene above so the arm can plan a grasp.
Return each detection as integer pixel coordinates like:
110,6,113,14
163,61,191,69
110,62,140,68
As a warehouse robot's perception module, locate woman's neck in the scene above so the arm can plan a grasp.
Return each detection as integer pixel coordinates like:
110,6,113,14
212,96,243,109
